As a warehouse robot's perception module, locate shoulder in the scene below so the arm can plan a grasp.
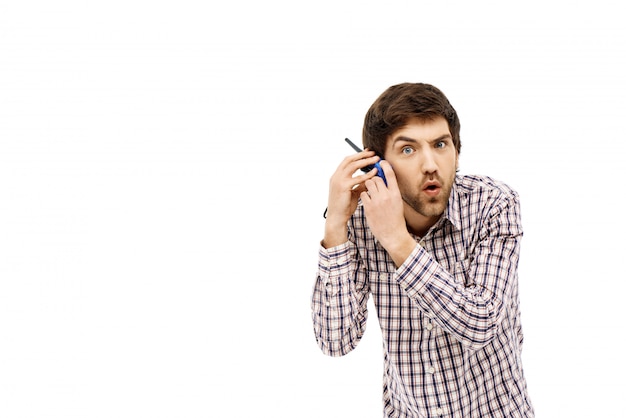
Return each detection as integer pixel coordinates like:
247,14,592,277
454,174,520,205
449,174,522,224
451,174,523,235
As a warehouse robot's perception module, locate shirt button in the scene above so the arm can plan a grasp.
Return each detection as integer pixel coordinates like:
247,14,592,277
426,322,433,331
321,260,330,268
427,366,435,374
325,301,331,307
435,407,443,415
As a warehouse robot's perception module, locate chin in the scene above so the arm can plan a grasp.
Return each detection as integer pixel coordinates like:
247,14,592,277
420,204,446,218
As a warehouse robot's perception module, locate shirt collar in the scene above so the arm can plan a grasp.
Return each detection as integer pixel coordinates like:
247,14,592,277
441,176,464,233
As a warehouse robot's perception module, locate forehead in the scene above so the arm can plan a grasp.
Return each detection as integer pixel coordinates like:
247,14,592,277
389,116,451,144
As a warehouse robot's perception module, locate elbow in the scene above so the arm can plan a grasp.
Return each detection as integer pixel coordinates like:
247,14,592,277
312,312,367,357
315,335,358,357
448,292,505,351
456,309,501,352
462,325,498,352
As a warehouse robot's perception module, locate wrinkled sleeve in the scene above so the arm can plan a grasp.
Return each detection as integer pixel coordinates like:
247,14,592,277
311,241,370,357
395,192,523,352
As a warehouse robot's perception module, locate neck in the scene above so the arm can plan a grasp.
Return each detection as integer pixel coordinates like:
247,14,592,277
404,210,441,238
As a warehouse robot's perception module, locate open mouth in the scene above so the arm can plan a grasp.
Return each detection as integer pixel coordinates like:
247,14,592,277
422,181,442,196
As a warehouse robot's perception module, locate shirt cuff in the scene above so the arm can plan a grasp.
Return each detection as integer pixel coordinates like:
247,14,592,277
318,241,354,281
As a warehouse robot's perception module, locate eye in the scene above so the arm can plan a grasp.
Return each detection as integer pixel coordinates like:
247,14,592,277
401,146,414,155
434,141,447,149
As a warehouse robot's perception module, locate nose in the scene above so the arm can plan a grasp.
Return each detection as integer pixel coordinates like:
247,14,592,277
421,149,437,174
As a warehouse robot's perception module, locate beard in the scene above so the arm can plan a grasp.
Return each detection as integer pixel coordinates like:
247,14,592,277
399,175,454,219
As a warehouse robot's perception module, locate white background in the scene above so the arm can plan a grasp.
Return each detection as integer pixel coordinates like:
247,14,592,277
1,1,625,417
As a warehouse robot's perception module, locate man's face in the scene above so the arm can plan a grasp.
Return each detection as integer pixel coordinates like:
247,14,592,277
383,116,458,222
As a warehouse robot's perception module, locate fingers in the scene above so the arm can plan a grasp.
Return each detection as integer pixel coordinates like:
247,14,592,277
377,160,398,190
331,152,378,192
326,151,380,223
364,177,381,194
339,150,379,174
362,161,398,198
360,175,388,211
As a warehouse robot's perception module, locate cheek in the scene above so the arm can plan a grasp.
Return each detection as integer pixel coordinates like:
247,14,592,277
391,162,415,181
393,172,411,192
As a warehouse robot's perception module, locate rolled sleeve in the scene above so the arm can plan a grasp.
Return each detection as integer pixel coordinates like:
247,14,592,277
312,241,369,356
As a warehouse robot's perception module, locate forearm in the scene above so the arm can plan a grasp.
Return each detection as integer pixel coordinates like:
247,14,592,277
311,242,369,357
395,237,520,351
322,218,349,249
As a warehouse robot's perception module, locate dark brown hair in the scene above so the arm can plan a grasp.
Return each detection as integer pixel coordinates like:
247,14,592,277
362,83,461,157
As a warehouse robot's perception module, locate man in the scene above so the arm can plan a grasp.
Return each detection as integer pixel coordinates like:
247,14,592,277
311,83,534,417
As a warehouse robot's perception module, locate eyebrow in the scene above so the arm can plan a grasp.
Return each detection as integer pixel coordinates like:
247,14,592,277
392,134,452,146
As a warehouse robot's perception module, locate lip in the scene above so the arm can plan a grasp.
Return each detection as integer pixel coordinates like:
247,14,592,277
422,180,442,197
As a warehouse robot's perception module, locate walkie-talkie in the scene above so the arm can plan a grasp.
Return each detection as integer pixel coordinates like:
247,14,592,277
344,138,387,185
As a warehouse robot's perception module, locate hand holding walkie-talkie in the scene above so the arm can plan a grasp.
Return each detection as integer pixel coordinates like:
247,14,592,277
344,138,387,185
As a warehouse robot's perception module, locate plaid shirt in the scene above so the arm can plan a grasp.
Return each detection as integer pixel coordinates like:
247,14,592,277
311,175,534,417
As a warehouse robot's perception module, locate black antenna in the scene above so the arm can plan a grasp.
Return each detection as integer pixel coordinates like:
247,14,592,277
344,137,362,153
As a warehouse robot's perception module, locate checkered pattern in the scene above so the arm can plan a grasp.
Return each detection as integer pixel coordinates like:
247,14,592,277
312,175,534,417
